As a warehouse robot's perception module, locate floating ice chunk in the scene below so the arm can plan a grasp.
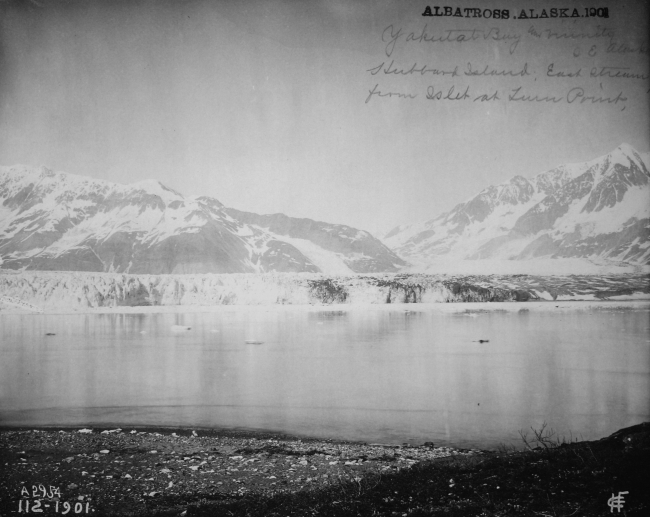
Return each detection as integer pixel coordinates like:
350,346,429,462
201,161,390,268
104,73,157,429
171,325,191,331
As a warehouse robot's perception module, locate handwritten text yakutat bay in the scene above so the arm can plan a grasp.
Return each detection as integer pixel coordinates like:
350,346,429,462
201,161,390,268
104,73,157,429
365,23,648,111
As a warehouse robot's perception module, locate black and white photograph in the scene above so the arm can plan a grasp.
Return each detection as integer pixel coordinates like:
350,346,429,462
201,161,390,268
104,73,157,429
0,0,648,515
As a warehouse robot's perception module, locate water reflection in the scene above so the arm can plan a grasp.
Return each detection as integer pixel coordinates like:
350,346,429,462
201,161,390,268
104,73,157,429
1,308,648,448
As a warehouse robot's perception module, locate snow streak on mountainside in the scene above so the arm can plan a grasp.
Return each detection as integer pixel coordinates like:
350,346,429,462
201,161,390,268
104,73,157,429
0,166,404,274
384,144,650,270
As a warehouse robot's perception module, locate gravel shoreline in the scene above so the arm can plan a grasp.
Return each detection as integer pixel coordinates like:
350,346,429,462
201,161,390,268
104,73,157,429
0,426,481,516
2,424,649,516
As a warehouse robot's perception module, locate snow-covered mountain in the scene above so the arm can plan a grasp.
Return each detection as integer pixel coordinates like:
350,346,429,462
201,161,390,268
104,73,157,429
384,144,650,270
0,166,404,274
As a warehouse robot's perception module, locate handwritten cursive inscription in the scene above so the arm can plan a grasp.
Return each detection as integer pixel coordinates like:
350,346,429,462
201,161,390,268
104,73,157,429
590,66,649,80
426,85,470,101
527,24,614,40
465,62,530,77
367,11,645,113
382,25,522,57
367,61,459,77
509,86,627,109
547,63,582,78
365,84,417,103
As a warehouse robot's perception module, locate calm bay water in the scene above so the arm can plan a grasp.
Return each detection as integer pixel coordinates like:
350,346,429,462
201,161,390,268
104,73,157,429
1,307,648,449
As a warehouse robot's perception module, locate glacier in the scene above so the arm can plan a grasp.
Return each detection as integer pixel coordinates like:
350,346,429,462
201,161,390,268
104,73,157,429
1,271,648,311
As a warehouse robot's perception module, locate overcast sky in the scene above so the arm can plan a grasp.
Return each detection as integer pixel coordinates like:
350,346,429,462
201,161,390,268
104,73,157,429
1,0,648,235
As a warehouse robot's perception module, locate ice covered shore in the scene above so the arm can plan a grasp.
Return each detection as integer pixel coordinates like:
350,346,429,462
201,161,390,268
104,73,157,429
0,271,648,312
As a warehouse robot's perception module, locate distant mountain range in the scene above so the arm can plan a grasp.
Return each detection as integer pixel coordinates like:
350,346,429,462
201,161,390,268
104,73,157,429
0,166,404,274
384,144,650,269
1,144,648,275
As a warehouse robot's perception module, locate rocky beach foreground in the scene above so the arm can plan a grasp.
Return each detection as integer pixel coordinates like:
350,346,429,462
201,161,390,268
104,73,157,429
1,423,648,516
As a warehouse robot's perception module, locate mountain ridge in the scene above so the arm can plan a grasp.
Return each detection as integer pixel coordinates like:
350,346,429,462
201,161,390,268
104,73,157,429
2,143,648,276
384,144,650,270
0,165,404,274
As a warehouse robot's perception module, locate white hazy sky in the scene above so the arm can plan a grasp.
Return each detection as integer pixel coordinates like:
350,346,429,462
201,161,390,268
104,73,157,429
0,0,648,235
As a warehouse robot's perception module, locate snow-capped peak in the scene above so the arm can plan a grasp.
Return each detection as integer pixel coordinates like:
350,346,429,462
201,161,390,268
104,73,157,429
384,144,650,269
0,164,403,274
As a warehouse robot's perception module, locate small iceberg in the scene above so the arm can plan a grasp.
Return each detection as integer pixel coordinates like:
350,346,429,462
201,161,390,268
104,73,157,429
244,340,264,345
171,325,192,331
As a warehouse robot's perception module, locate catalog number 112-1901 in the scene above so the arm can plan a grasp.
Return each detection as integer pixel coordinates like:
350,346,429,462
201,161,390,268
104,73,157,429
18,500,93,514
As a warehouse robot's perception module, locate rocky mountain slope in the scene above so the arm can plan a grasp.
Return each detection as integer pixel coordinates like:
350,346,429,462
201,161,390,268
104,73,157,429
384,144,650,269
0,166,404,274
